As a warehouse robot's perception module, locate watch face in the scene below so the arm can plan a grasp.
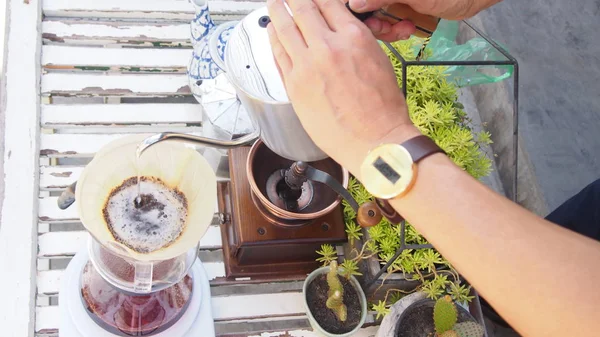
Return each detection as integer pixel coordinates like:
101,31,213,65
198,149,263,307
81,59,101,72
360,144,415,199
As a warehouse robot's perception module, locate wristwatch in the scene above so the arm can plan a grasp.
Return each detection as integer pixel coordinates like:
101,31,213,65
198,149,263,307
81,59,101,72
360,135,445,223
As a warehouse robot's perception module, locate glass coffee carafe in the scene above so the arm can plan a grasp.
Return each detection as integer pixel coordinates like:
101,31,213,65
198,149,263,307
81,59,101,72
73,135,217,336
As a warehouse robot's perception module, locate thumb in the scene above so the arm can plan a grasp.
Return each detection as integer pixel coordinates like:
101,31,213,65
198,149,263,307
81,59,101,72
348,0,396,12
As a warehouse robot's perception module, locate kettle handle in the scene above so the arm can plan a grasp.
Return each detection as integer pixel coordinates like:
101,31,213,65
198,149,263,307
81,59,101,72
56,130,261,211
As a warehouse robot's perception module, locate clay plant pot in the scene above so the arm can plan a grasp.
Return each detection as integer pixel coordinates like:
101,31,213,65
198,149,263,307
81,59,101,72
376,292,482,337
303,265,367,337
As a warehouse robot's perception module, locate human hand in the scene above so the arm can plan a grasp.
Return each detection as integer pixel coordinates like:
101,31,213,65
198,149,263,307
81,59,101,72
348,0,499,21
362,13,416,42
341,0,417,42
266,0,421,177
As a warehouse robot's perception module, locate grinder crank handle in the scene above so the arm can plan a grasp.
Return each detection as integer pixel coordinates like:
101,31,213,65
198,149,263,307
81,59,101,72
287,162,382,227
345,2,440,38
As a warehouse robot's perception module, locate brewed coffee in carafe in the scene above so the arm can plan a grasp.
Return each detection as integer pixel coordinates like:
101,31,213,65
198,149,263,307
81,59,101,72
82,244,195,335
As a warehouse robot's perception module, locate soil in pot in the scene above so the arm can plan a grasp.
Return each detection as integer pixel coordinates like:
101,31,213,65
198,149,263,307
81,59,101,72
396,300,476,337
306,274,362,334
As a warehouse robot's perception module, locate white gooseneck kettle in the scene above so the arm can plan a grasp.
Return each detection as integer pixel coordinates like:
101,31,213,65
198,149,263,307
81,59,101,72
181,0,329,162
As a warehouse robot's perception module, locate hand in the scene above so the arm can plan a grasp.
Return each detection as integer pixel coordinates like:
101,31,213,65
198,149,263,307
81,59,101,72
348,0,499,21
266,0,421,177
363,14,416,42
341,0,417,42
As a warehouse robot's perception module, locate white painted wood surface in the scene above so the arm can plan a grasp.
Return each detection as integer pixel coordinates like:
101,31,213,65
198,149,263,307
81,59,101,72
43,0,264,20
0,0,42,336
42,45,190,71
41,134,147,156
37,261,228,295
40,164,229,191
42,73,190,96
42,21,190,47
41,104,202,126
38,226,223,258
40,166,84,190
40,133,201,157
36,291,306,331
27,0,374,336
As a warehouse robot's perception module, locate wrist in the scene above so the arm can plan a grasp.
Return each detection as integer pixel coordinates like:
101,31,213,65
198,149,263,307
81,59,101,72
374,123,423,148
343,123,422,181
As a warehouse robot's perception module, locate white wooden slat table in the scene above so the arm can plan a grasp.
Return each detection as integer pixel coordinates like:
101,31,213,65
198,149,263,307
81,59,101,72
43,46,191,72
0,0,380,336
42,104,203,126
42,73,192,97
43,0,265,21
42,21,191,48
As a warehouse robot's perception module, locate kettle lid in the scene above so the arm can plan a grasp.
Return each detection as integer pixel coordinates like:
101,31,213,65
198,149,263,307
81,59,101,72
225,6,289,103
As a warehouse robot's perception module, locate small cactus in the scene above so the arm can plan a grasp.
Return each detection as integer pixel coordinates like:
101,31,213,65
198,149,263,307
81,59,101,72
453,322,485,337
433,296,484,337
326,261,347,322
433,295,458,334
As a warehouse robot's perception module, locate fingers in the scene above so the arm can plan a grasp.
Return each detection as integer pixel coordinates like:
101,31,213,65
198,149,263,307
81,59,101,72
313,0,358,31
348,0,393,12
285,0,332,41
267,23,293,76
365,18,416,41
267,0,308,57
364,17,391,36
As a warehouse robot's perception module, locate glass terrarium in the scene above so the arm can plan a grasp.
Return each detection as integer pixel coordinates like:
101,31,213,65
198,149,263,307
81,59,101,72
338,19,519,335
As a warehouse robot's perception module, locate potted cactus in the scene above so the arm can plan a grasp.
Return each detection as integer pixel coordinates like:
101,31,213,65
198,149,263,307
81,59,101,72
378,293,485,337
303,261,367,336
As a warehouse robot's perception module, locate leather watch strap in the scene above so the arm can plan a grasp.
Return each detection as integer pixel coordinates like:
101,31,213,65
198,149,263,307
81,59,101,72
375,198,405,224
375,135,444,224
402,135,445,162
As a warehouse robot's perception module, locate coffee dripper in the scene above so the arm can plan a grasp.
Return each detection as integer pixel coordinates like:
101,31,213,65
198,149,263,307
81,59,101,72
75,135,217,293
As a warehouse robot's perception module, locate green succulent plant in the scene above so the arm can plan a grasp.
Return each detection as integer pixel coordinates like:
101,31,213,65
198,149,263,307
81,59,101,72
316,36,491,318
316,244,337,267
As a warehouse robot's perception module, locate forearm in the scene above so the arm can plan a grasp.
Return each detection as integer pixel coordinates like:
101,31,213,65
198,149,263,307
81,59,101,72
385,153,600,336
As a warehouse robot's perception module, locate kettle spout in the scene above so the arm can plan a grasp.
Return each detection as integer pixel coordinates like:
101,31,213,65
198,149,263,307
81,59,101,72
136,131,260,158
190,0,216,43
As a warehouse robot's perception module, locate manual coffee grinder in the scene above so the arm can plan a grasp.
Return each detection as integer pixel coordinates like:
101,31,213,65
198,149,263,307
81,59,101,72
141,5,383,282
58,135,219,337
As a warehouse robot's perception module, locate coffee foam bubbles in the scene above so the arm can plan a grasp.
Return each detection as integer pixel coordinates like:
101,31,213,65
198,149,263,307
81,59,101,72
103,177,188,254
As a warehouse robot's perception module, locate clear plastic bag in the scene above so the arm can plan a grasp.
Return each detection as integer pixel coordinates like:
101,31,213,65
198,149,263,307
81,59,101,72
420,20,514,87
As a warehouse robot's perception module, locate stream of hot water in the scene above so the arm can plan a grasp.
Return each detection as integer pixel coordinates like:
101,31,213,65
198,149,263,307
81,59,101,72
134,156,143,208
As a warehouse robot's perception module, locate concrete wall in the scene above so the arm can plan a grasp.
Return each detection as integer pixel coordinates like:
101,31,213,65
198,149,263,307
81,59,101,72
474,0,600,213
